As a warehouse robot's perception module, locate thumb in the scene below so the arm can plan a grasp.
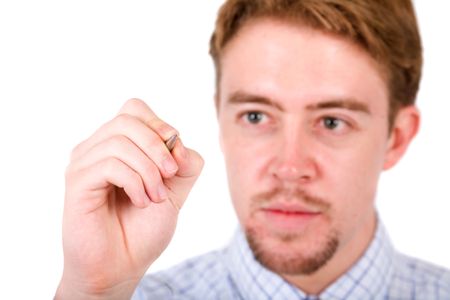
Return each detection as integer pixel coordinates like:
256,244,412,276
164,138,204,209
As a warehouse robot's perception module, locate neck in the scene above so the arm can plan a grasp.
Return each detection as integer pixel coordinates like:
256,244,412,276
282,212,377,295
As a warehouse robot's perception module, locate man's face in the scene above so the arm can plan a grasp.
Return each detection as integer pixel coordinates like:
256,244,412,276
217,19,394,275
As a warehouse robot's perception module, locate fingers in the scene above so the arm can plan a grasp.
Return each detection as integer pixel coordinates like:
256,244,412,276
171,138,204,178
118,98,179,142
71,113,178,179
70,135,169,204
164,138,205,210
66,98,204,211
67,157,151,209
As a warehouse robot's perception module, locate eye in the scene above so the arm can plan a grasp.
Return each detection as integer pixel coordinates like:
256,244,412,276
323,117,342,130
244,111,266,124
319,116,353,135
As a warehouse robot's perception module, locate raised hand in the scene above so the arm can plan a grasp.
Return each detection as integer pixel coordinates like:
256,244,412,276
56,99,204,299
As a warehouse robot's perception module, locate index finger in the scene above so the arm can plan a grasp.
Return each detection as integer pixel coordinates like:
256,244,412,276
118,98,179,142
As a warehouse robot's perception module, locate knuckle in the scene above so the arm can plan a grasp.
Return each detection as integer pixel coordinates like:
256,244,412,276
107,135,129,151
122,98,153,115
103,157,119,174
114,113,134,128
125,98,145,108
149,119,177,137
142,132,162,152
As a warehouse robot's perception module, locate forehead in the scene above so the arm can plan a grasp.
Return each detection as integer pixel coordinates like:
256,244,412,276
219,19,388,113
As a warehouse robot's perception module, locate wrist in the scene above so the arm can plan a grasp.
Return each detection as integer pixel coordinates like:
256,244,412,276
55,277,140,300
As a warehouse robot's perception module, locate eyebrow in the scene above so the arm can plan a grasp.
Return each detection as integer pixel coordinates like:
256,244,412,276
227,92,285,111
227,91,371,114
306,100,371,114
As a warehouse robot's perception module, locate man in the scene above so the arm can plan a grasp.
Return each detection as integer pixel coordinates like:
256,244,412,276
56,0,450,299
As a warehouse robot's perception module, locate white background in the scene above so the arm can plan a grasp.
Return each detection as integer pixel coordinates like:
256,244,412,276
0,1,449,298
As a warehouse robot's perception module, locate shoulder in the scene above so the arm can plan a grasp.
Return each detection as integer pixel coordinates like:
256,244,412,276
132,249,239,300
389,253,450,299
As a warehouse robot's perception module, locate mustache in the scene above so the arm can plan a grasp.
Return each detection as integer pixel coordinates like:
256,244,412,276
251,187,330,210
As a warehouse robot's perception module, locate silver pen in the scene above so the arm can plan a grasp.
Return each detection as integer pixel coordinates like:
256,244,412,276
165,134,178,152
163,134,180,211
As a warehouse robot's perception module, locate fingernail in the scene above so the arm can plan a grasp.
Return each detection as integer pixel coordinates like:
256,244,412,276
162,156,178,174
158,184,168,201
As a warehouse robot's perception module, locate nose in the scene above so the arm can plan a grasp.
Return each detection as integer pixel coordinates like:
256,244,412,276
270,129,319,183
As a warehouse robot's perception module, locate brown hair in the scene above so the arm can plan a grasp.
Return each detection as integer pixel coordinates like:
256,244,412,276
209,0,422,127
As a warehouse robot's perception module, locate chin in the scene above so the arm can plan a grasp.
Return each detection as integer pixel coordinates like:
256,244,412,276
244,223,339,275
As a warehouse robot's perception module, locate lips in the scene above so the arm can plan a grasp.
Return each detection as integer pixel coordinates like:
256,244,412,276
261,202,322,214
259,202,322,231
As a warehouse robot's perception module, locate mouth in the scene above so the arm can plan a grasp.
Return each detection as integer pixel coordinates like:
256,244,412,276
259,203,322,231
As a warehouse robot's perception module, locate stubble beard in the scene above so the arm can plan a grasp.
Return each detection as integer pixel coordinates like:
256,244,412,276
244,188,340,275
246,227,339,275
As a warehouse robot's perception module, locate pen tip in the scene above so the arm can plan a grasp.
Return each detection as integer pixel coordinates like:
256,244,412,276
165,134,178,151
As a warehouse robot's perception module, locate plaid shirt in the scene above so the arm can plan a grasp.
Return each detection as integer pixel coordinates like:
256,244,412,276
133,222,450,299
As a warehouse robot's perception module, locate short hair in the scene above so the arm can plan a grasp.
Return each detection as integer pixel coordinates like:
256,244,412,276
209,0,422,128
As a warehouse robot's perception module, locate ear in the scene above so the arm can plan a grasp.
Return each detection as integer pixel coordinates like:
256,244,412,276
383,105,420,170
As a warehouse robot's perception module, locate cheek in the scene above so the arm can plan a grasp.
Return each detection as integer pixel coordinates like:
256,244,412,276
221,132,274,219
224,141,270,190
221,120,274,177
324,135,386,223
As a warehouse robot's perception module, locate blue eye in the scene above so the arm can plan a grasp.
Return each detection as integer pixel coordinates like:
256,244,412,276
246,112,264,124
323,117,342,130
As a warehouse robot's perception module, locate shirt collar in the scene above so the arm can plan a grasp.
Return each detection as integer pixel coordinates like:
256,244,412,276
223,221,395,300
